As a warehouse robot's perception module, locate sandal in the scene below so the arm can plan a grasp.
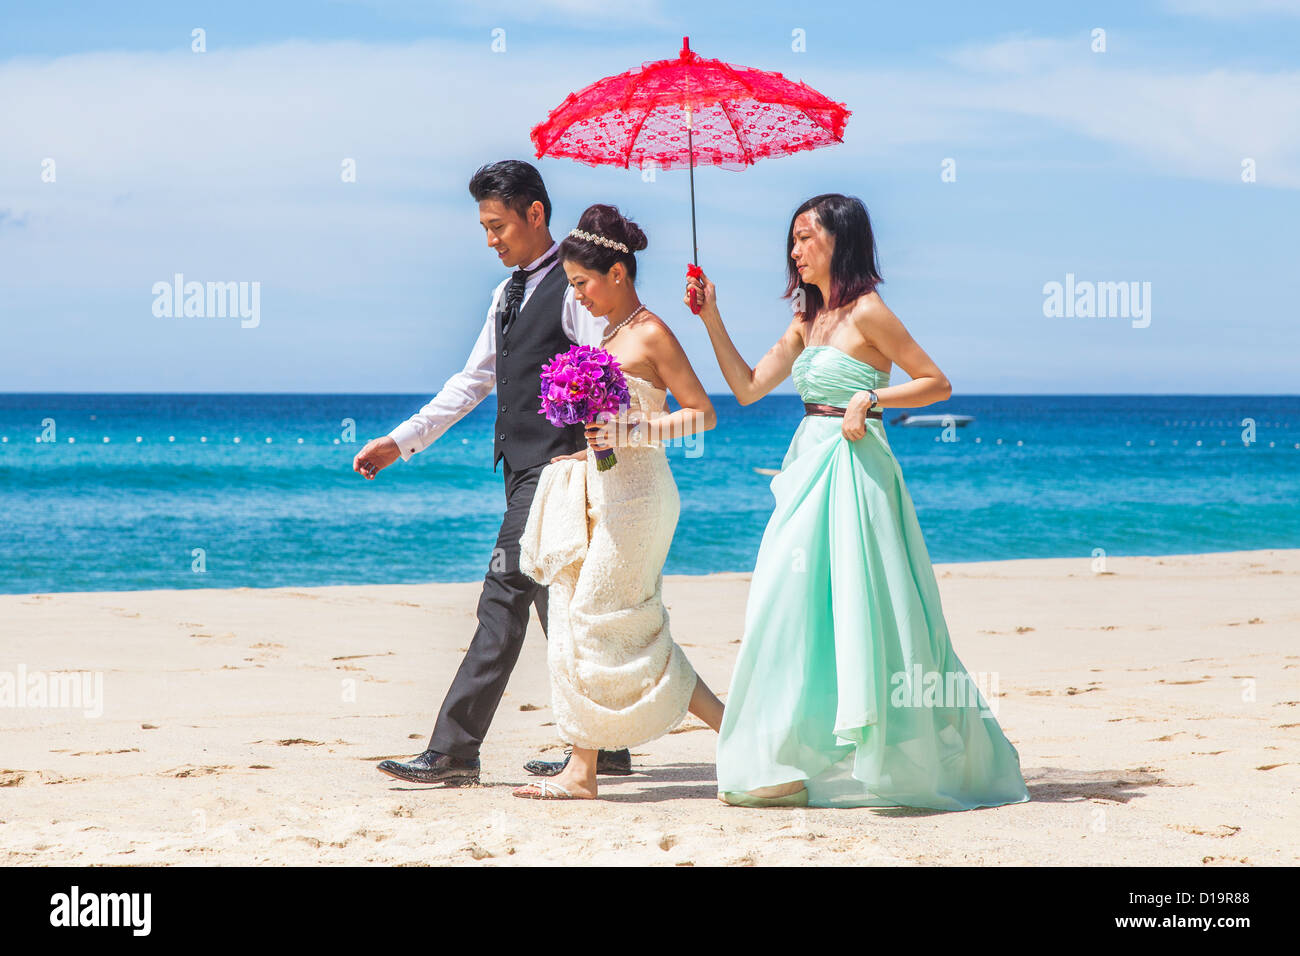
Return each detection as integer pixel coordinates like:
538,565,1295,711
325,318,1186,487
512,780,577,800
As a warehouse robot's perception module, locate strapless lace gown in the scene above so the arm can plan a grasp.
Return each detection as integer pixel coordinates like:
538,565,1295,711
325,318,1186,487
715,346,1030,810
519,374,697,751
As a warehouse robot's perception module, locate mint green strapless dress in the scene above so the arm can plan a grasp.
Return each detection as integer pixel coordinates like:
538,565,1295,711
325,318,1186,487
715,346,1030,811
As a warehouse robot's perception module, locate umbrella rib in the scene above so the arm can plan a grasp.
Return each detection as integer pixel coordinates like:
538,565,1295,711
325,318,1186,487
622,102,655,170
717,59,847,155
711,59,766,165
796,99,844,143
717,99,755,165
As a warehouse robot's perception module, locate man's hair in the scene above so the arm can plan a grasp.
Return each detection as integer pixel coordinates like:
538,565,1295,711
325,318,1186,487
468,160,552,226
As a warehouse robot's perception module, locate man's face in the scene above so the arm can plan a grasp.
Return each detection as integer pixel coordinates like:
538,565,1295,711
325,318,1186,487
478,198,541,269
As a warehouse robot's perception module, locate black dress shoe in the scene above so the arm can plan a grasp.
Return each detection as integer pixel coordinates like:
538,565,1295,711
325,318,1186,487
523,748,633,777
377,749,480,786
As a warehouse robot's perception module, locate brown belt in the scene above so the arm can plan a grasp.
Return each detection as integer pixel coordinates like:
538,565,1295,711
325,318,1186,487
804,402,882,419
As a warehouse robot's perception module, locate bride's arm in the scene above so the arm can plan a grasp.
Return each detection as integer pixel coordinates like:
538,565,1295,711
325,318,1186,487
685,268,802,405
632,320,717,445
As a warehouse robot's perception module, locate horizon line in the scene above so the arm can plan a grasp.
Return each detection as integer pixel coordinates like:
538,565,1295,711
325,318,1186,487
2,391,1299,399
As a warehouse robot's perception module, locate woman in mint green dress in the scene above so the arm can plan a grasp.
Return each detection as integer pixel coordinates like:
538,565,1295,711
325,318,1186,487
685,194,1030,811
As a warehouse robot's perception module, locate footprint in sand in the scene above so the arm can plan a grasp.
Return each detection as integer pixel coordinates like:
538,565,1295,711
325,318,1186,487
669,722,710,734
1170,824,1241,838
266,739,326,747
160,765,235,778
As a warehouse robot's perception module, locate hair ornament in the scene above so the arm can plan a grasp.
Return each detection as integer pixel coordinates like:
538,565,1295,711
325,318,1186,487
568,228,629,254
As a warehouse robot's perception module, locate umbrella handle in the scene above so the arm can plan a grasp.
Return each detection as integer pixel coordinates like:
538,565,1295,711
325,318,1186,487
687,263,703,315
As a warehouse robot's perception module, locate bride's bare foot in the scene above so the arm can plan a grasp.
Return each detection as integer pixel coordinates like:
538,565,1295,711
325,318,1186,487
512,777,597,800
526,746,599,800
546,771,597,799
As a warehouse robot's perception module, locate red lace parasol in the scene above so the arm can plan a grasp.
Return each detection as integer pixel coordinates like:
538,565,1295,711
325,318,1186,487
531,37,850,312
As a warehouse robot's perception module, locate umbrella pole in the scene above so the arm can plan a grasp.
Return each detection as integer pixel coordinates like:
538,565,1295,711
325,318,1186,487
688,124,698,266
684,45,701,315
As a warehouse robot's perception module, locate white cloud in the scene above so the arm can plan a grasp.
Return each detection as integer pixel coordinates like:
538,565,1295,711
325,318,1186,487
327,0,668,28
944,34,1081,75
1162,0,1300,19
828,35,1300,189
2,31,1296,392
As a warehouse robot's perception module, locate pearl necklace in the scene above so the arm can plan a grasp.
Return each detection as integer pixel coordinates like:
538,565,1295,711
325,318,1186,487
600,304,646,345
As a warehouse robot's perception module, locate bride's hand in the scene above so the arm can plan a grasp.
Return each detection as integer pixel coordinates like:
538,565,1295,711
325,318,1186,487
585,416,615,451
550,448,589,463
842,392,872,441
683,269,719,321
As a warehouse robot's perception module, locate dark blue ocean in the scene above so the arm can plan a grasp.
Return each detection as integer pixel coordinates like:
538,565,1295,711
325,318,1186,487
1,393,1296,595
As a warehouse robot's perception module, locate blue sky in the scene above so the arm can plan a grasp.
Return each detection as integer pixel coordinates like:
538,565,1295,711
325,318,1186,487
2,0,1298,394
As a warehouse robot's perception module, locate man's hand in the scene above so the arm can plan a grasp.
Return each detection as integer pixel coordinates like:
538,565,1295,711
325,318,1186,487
353,436,401,480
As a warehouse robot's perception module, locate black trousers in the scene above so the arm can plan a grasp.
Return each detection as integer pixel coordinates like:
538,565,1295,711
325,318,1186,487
427,459,551,759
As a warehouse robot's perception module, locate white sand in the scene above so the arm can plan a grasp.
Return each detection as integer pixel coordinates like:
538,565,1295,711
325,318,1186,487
2,549,1297,866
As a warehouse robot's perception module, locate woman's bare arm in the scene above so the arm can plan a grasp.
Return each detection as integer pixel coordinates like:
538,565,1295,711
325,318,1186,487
685,268,804,406
855,295,952,409
639,319,717,442
586,318,717,450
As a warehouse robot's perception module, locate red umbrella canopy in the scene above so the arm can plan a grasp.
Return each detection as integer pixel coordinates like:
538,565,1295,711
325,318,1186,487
531,37,850,171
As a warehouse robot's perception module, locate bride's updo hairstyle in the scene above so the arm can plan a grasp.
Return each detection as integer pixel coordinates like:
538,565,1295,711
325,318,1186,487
783,193,883,323
560,204,648,282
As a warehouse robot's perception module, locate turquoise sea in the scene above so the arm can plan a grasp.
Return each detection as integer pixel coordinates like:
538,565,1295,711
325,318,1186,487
1,393,1296,594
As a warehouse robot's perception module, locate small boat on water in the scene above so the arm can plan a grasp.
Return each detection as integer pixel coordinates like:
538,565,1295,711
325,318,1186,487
890,413,975,427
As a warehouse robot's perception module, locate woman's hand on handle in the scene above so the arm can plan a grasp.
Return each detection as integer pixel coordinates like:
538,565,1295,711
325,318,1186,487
683,269,719,322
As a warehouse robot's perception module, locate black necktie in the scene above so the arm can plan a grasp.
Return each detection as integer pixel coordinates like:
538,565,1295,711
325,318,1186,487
501,250,558,336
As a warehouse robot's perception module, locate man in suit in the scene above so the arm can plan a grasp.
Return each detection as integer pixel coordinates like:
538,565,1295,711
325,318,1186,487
353,160,632,785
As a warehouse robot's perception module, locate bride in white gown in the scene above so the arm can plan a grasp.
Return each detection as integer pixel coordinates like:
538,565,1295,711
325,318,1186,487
516,204,724,801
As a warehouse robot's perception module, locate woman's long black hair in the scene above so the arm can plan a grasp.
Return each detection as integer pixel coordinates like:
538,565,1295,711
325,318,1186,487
783,193,883,322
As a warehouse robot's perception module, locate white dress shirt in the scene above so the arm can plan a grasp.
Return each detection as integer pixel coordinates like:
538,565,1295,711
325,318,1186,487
388,241,608,461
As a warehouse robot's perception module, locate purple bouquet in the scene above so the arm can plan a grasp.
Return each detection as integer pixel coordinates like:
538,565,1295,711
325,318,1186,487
538,344,630,472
